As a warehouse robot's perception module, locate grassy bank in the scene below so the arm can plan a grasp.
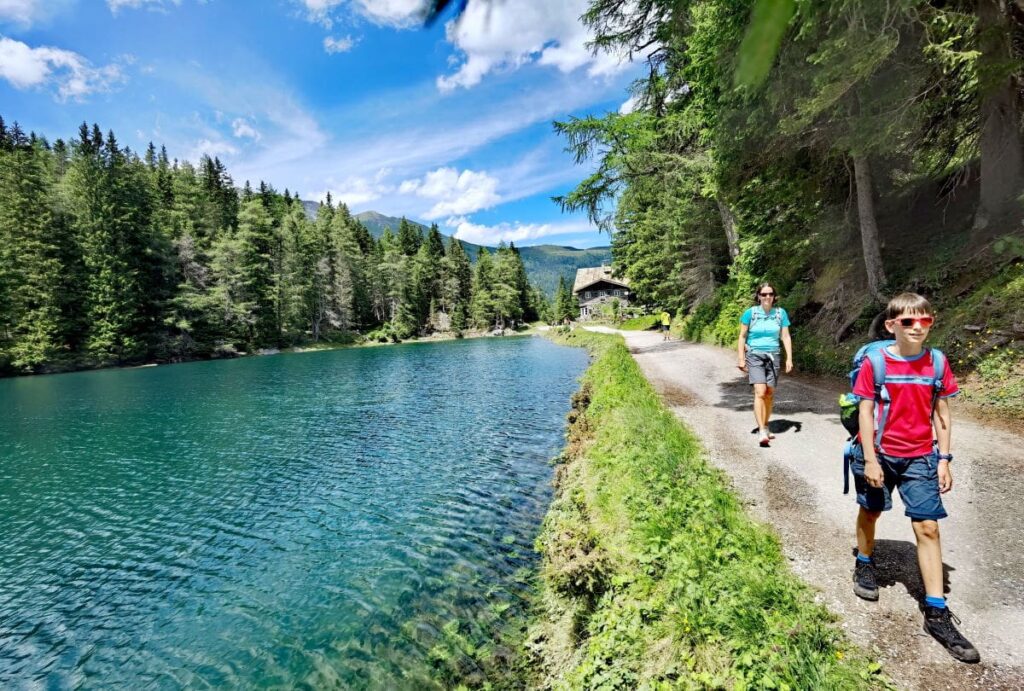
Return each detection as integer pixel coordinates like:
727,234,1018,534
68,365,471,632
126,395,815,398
528,329,887,689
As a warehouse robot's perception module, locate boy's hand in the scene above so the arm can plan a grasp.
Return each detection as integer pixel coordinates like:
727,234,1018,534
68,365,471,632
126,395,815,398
737,359,747,372
938,461,953,493
864,460,885,488
785,359,794,374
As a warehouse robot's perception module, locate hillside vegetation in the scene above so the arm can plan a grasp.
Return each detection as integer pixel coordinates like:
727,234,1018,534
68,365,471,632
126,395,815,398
559,0,1024,419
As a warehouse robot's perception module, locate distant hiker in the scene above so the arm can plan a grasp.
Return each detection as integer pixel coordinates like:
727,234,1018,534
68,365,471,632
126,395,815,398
660,310,671,340
848,292,979,663
736,283,793,447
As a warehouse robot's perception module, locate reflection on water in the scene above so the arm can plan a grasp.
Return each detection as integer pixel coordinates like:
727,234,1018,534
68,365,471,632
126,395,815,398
0,337,587,688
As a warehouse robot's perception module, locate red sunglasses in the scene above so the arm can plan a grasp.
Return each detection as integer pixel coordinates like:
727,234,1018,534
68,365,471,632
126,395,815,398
892,316,934,328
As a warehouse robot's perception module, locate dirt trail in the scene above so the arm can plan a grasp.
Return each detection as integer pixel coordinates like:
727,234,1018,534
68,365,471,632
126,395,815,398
585,327,1024,690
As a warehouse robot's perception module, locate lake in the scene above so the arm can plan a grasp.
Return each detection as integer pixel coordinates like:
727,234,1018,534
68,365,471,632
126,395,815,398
0,336,587,688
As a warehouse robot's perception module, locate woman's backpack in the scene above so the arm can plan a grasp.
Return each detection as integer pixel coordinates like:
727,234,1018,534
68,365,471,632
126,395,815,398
839,340,947,493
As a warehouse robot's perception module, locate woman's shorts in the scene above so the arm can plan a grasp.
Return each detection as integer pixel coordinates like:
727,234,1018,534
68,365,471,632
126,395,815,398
746,350,781,387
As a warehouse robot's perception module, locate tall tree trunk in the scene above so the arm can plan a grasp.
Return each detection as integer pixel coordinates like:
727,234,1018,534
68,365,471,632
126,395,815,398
975,0,1024,230
716,197,740,259
852,153,887,302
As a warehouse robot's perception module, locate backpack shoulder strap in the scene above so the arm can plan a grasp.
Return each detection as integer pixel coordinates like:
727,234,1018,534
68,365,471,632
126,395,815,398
931,348,946,383
930,348,947,407
865,349,887,396
865,348,889,450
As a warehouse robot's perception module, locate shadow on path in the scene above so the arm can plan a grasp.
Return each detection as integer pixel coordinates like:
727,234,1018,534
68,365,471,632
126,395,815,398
857,540,954,602
748,420,804,436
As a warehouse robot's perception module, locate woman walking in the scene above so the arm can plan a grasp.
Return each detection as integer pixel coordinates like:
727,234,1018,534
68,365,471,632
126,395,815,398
737,283,793,447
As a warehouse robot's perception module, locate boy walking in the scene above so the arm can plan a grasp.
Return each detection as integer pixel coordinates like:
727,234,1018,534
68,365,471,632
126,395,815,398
850,292,979,663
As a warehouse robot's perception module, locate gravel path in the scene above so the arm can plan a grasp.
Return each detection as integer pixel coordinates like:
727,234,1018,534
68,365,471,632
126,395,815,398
586,327,1024,690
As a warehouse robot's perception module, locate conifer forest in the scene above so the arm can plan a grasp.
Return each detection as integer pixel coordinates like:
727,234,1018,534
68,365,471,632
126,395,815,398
0,120,550,375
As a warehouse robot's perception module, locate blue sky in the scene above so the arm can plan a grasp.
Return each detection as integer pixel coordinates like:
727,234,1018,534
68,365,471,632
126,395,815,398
0,0,645,247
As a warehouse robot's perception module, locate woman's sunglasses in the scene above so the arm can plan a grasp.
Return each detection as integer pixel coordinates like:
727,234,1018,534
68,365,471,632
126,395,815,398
759,292,775,297
893,316,934,328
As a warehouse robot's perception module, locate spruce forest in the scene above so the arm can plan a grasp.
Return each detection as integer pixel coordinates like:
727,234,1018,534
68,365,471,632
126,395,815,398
558,0,1024,414
0,120,550,375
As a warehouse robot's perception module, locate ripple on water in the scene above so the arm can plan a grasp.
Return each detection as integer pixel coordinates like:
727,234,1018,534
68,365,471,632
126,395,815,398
0,337,586,688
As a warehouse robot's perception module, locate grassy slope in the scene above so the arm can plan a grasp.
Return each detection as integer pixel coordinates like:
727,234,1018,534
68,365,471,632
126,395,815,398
527,330,888,690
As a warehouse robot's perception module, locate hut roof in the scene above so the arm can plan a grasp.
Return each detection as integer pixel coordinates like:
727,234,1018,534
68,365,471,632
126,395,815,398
573,266,630,293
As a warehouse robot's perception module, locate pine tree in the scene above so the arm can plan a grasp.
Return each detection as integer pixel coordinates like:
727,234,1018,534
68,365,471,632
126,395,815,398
376,228,409,335
0,130,65,370
470,247,496,329
234,197,278,346
397,217,421,256
553,275,577,324
490,244,524,329
326,204,362,333
508,242,534,321
63,127,149,362
279,201,315,340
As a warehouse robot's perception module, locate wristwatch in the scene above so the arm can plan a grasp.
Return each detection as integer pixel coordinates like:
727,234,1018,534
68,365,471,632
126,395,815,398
936,452,953,462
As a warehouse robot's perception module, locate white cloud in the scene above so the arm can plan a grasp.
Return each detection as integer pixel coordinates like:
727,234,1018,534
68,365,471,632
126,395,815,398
0,36,126,100
0,0,59,26
351,0,421,26
107,0,181,13
188,138,238,160
231,117,261,140
619,94,639,114
323,35,356,54
307,168,393,208
299,0,341,16
437,0,629,91
298,0,422,28
160,66,331,180
399,167,501,219
450,217,596,245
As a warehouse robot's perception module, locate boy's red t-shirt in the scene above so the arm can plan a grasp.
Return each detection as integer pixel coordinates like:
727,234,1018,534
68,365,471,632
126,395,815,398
853,347,959,458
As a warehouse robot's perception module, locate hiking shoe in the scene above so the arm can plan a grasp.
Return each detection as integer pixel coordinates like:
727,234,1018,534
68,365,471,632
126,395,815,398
758,433,770,447
923,606,980,663
852,559,879,601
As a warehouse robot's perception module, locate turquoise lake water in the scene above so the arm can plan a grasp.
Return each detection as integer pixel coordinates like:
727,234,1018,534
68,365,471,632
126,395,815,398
0,336,587,688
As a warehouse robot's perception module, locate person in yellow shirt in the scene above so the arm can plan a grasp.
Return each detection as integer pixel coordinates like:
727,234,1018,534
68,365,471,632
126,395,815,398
660,310,671,340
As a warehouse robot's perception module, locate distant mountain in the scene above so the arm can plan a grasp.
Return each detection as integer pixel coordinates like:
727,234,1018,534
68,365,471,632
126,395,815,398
301,200,320,219
351,211,611,296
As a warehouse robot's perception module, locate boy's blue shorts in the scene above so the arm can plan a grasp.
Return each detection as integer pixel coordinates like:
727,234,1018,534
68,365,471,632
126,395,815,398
850,447,947,520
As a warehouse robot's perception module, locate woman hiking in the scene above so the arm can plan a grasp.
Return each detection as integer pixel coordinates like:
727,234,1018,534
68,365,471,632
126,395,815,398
737,283,794,447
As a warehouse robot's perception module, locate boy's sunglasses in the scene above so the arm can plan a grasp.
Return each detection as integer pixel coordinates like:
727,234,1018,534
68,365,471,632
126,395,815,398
759,292,775,297
893,316,934,328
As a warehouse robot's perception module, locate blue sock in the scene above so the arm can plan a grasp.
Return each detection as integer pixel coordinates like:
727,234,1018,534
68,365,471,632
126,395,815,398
856,552,872,564
925,595,946,609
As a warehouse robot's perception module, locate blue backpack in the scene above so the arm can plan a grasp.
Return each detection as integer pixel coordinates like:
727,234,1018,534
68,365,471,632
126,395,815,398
839,340,947,493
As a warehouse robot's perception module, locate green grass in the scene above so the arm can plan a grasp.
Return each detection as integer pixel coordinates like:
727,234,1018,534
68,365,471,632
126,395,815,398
619,314,661,331
531,330,888,689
